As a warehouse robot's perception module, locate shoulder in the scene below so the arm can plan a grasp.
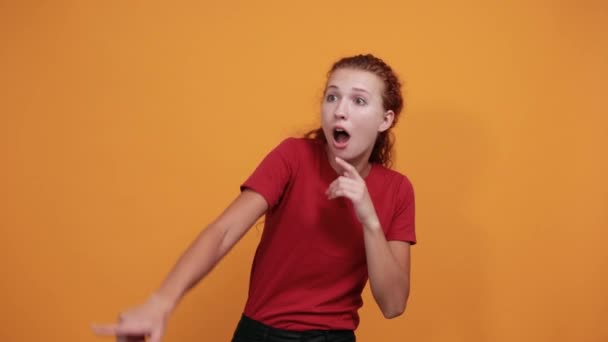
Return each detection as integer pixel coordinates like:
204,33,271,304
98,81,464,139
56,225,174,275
273,136,322,160
275,136,319,151
372,165,414,197
258,137,322,174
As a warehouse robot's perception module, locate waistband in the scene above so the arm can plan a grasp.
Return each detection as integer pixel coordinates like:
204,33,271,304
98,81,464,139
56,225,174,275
234,314,355,341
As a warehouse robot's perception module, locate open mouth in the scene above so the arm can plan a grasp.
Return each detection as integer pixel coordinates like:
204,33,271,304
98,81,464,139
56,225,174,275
332,127,351,147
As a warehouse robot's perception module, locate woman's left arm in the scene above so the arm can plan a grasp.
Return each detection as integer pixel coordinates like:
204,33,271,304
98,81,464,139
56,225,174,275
361,222,410,318
326,157,411,318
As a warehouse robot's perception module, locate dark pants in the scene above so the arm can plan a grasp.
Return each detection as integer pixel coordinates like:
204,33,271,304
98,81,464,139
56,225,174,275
231,314,356,342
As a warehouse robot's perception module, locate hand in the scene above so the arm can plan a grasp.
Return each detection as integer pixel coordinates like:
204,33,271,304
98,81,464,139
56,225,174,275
326,157,379,228
91,294,174,342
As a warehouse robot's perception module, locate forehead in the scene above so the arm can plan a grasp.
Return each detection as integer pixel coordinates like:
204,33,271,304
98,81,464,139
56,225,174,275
326,68,384,94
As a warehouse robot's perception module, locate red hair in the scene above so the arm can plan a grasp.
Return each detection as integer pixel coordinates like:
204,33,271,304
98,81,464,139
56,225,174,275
305,54,404,168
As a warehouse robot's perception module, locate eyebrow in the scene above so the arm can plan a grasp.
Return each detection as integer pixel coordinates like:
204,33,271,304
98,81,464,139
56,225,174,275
326,85,370,94
352,87,370,94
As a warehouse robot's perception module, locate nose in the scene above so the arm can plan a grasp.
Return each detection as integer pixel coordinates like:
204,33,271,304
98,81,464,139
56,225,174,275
333,99,348,120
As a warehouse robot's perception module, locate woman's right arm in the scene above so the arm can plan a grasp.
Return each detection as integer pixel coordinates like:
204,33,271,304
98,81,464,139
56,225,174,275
91,189,268,342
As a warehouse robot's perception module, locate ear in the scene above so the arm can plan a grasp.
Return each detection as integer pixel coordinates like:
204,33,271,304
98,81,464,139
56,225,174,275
378,110,395,132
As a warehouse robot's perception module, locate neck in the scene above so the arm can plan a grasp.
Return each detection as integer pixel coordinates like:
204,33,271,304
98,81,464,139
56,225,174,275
325,145,373,178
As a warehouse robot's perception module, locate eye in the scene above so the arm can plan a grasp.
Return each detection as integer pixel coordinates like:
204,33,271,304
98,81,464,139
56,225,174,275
355,97,367,106
326,94,338,102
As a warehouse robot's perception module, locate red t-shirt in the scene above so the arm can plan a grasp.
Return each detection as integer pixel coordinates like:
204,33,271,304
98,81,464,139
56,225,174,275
240,137,416,331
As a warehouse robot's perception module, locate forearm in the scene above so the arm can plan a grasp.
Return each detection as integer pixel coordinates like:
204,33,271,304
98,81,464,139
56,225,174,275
150,191,267,313
363,220,410,318
153,222,229,311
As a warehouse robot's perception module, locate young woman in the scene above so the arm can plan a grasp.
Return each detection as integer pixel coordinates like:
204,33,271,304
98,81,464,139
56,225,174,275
92,54,416,342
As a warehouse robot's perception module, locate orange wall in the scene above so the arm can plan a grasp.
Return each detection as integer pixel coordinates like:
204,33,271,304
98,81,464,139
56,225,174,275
1,1,607,341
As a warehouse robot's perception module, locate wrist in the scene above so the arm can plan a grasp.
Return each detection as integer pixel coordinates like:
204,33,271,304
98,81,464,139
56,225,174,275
362,216,381,232
149,291,178,314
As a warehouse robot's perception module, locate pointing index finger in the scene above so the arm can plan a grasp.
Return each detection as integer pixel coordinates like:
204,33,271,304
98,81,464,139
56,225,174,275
334,157,361,179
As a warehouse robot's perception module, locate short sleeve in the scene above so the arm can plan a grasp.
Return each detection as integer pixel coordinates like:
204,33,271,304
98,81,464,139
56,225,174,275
240,138,297,209
386,176,416,244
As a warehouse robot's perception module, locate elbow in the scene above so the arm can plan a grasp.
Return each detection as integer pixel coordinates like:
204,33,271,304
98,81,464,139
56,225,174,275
380,295,408,319
382,303,406,319
374,280,410,319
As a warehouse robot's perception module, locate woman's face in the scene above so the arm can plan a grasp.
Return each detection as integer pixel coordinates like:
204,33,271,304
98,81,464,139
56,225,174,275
321,68,394,163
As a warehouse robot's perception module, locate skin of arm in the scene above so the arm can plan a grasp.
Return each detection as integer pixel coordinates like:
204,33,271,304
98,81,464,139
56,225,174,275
91,189,268,341
155,189,268,309
362,224,411,318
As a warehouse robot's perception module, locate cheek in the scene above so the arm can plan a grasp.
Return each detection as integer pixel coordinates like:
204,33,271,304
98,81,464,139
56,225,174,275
353,120,383,146
320,104,329,116
354,109,383,131
320,104,333,121
320,107,331,131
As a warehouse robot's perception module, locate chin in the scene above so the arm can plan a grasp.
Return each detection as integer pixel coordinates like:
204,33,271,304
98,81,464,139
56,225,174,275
330,146,362,163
